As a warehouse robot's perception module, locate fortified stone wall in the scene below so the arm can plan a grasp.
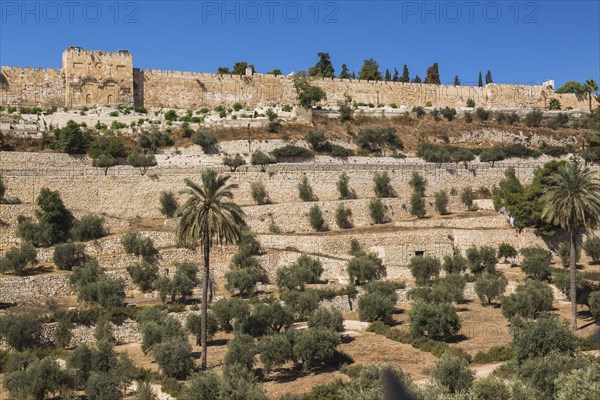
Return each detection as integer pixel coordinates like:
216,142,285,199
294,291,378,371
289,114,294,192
0,48,593,110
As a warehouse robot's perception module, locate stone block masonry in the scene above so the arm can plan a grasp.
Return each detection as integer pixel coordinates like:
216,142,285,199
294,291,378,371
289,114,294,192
0,47,593,111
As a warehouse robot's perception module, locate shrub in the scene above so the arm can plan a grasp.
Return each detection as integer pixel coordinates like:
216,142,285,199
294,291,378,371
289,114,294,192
369,198,387,224
281,290,321,321
442,253,468,274
259,333,293,374
308,307,344,332
498,242,518,262
225,264,264,298
335,204,352,229
52,120,91,154
410,192,426,218
412,106,426,118
520,247,552,280
53,241,86,270
186,313,218,346
337,172,354,200
250,181,269,205
127,262,159,292
507,112,520,125
347,252,385,285
121,232,158,261
139,131,174,152
431,353,474,394
558,241,581,267
358,292,396,322
373,172,394,198
356,127,403,153
589,291,600,321
276,255,323,290
127,150,157,175
298,175,316,201
408,255,440,285
409,300,461,340
292,328,340,369
0,175,5,199
222,154,246,172
460,186,475,210
152,338,194,379
501,280,553,320
434,190,449,215
192,130,218,150
69,260,126,308
210,298,250,332
466,98,475,108
476,107,490,121
466,245,498,274
157,191,179,218
0,242,37,275
511,315,577,362
305,131,327,151
548,98,561,110
553,269,596,309
408,172,426,196
271,145,313,160
474,273,508,305
480,147,506,166
250,151,275,171
583,236,600,263
0,313,38,350
464,112,473,122
440,107,457,121
220,364,268,399
71,215,107,241
308,205,326,231
328,144,353,158
4,358,75,400
525,110,543,127
237,301,292,337
164,110,178,121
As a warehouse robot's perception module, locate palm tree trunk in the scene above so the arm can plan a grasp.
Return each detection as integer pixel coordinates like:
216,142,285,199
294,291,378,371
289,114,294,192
569,220,578,330
201,230,210,370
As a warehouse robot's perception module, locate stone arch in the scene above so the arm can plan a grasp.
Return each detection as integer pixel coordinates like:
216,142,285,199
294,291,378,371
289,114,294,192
107,94,113,104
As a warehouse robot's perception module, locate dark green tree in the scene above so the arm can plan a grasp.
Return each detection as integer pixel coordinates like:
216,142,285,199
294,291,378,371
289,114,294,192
358,59,382,81
308,52,335,78
424,62,441,84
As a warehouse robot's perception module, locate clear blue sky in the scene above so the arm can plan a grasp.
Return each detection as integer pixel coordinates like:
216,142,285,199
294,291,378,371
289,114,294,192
1,0,599,88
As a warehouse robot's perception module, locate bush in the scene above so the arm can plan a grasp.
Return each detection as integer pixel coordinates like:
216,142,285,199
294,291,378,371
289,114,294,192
220,364,268,399
259,333,293,374
271,145,313,160
305,205,326,232
501,280,553,320
498,242,518,262
337,172,354,200
410,192,426,218
4,358,75,400
308,307,344,332
466,98,475,108
210,298,249,332
558,241,581,267
553,269,596,309
548,98,561,110
460,187,475,210
53,241,86,270
186,312,218,345
121,232,158,260
250,151,276,171
347,252,385,285
466,245,498,274
0,175,5,199
298,175,316,201
225,264,264,298
222,154,246,172
474,273,508,305
139,131,174,153
520,247,552,280
369,198,387,224
276,255,323,290
152,338,194,379
440,107,457,121
476,107,490,121
373,172,394,198
71,215,107,241
157,191,179,218
329,144,352,158
183,371,221,400
237,301,293,337
192,130,218,150
511,315,576,362
480,147,506,166
0,313,39,350
409,300,461,340
358,292,396,322
335,204,352,229
127,262,159,292
408,172,427,196
69,260,126,308
434,190,449,215
431,353,474,394
292,328,340,369
249,181,269,205
127,150,157,175
408,255,440,285
305,131,327,151
525,110,543,127
281,290,321,321
442,253,467,274
589,291,600,321
0,241,37,275
356,127,403,153
412,106,426,118
583,236,600,263
52,120,91,154
464,112,473,122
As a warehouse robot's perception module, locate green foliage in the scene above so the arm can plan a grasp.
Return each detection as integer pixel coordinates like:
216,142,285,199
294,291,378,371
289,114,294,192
139,131,174,153
369,198,387,224
250,181,269,205
552,269,596,309
558,241,581,267
556,80,587,94
308,307,344,332
408,255,441,285
498,242,518,262
225,234,265,297
460,186,475,211
88,133,126,160
476,107,490,121
358,284,398,323
589,291,600,321
410,192,426,218
220,364,268,400
347,252,385,285
139,310,186,354
356,127,403,153
210,297,249,332
466,245,498,274
127,149,157,175
292,328,340,368
472,345,513,364
431,353,474,394
69,259,126,308
4,358,75,400
434,190,449,215
53,241,86,270
280,290,320,321
410,274,465,304
501,280,553,320
358,59,382,81
224,333,256,370
259,333,293,374
126,262,159,292
424,62,441,84
474,273,508,305
305,131,327,151
237,301,293,337
0,313,38,350
308,205,325,231
271,145,313,160
336,172,354,200
276,255,323,290
335,204,352,229
293,73,326,109
520,247,552,280
121,232,159,261
412,106,426,118
511,316,577,362
152,338,194,379
191,130,218,150
159,191,178,218
417,144,476,164
223,154,246,172
183,371,221,400
298,175,316,202
0,241,37,275
71,215,107,241
155,261,198,303
250,151,276,171
164,110,178,121
53,120,91,154
373,171,395,198
0,175,5,200
554,364,600,400
442,253,468,274
307,52,335,78
55,317,73,348
339,102,353,121
186,312,218,345
525,110,543,127
409,300,461,340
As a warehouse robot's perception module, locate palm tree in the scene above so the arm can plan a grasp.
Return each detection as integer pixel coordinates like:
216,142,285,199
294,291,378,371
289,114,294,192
176,170,246,369
541,159,600,329
584,79,598,112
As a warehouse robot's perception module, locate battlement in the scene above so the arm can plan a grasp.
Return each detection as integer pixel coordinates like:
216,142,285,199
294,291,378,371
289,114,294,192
64,46,132,59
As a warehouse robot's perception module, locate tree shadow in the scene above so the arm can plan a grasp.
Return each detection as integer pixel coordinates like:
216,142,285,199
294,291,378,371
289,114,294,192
446,334,469,344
